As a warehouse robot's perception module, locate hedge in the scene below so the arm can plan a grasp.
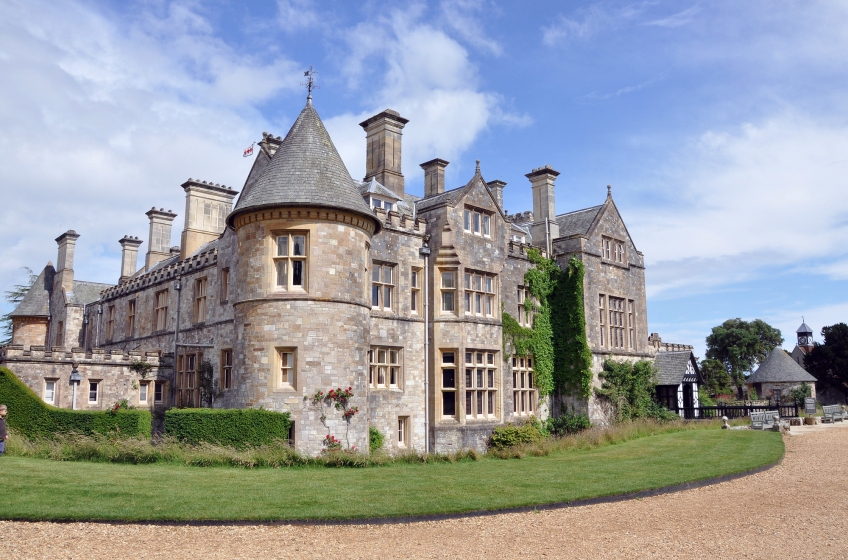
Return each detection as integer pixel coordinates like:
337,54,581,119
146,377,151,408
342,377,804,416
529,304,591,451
164,408,292,449
0,367,151,439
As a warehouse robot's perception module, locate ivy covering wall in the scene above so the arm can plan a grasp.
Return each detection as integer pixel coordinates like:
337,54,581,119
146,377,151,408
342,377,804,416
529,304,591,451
0,367,151,439
503,250,593,398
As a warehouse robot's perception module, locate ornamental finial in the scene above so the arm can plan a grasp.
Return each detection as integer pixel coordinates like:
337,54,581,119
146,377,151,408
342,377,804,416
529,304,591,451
476,159,481,174
607,185,612,197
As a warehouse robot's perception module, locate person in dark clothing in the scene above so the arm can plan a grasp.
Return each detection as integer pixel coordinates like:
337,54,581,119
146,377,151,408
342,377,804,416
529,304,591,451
0,404,7,457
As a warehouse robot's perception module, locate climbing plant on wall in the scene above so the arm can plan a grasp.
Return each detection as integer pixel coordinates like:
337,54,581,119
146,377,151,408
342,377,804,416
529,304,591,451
502,249,593,398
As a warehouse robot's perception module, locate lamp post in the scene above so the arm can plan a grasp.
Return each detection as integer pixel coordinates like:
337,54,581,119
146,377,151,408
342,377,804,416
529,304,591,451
69,362,82,410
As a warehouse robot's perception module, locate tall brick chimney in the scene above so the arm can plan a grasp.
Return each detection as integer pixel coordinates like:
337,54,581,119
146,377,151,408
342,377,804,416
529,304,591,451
526,166,560,249
145,207,177,270
118,236,143,284
360,109,409,198
55,230,80,293
179,179,238,260
421,158,449,197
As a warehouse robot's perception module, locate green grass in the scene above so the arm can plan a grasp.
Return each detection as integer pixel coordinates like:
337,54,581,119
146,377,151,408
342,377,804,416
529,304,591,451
0,429,782,521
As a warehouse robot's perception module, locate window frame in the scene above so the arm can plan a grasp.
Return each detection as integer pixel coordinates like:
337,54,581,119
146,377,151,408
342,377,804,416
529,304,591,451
410,268,421,314
194,277,208,323
275,347,297,390
464,271,496,317
440,351,457,419
273,232,308,291
440,269,457,314
398,416,409,447
609,296,626,349
105,306,115,341
221,349,233,390
512,355,537,416
220,268,230,303
369,346,403,389
154,381,165,404
126,298,136,338
371,263,395,311
44,379,57,405
463,207,493,238
88,380,100,404
464,351,498,420
154,289,169,332
139,381,149,404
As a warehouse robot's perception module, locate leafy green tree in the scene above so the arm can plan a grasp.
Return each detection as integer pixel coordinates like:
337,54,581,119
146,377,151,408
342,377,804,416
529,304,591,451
1,267,37,344
699,358,735,397
595,359,676,422
705,318,783,399
804,323,848,393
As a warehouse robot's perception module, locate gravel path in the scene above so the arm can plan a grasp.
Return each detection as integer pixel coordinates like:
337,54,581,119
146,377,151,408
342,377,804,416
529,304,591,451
3,424,847,559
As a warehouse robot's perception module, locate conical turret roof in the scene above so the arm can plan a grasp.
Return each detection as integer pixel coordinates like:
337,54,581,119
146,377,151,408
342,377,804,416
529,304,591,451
228,99,379,232
747,346,817,384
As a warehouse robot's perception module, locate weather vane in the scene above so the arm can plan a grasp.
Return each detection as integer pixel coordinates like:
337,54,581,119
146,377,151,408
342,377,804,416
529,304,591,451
302,66,319,99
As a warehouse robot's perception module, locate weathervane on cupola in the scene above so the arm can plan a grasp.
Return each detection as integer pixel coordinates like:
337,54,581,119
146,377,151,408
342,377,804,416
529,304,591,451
301,65,319,101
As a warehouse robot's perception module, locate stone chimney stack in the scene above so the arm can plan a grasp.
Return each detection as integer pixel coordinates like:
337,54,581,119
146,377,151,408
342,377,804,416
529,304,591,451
526,166,560,249
180,179,239,260
487,179,506,212
421,158,449,197
55,230,80,292
360,109,409,198
145,207,177,270
118,236,143,284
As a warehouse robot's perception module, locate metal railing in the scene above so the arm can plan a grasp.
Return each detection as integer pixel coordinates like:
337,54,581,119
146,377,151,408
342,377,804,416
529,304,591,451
672,400,800,420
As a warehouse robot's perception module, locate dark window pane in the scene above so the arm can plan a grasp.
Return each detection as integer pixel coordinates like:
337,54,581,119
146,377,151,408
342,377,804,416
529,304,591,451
443,392,456,416
292,260,303,286
442,368,455,388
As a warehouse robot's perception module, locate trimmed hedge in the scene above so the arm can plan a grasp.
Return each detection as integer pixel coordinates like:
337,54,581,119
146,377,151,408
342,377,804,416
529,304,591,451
164,408,292,449
0,367,151,439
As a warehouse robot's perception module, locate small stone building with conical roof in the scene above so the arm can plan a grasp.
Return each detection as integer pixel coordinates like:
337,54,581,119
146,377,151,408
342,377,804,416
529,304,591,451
3,93,670,454
747,346,817,401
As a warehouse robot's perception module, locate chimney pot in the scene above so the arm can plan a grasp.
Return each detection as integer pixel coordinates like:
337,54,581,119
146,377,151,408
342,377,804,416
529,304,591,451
420,158,450,197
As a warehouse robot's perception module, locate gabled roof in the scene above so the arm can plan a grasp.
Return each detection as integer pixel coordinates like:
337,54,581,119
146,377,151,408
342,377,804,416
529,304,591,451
748,347,817,384
555,205,603,237
67,281,113,306
9,265,54,318
360,179,415,218
655,351,702,385
797,322,813,334
228,98,379,232
415,166,502,215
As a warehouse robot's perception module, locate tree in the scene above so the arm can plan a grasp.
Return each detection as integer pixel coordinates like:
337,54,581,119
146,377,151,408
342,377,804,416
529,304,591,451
705,318,784,399
1,267,37,344
804,323,848,394
699,358,734,397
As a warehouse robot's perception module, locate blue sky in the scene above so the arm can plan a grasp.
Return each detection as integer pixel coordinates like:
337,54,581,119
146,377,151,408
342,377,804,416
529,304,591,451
1,0,846,358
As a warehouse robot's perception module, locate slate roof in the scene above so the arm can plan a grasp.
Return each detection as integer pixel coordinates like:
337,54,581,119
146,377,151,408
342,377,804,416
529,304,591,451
748,347,817,384
797,322,813,334
360,179,415,218
415,185,464,213
655,351,701,385
67,281,113,306
555,205,603,237
9,265,54,318
228,98,379,232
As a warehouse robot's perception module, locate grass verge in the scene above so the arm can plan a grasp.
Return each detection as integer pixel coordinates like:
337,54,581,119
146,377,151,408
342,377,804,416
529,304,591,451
0,428,783,521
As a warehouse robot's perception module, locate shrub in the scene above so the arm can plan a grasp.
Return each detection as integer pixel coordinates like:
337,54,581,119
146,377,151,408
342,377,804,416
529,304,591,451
546,411,591,436
595,360,678,423
0,366,151,439
164,408,291,449
699,393,716,407
788,383,812,404
369,426,384,453
488,419,545,449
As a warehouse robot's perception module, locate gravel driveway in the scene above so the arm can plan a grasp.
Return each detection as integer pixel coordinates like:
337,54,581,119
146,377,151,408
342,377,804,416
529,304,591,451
2,424,846,559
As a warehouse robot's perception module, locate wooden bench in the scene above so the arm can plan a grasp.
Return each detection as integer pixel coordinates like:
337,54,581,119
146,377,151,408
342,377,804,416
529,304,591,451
822,405,844,423
750,412,765,430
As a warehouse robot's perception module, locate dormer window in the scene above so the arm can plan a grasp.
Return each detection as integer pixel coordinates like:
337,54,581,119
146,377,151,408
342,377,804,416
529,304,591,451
602,236,625,264
367,196,394,213
464,207,492,237
510,234,526,244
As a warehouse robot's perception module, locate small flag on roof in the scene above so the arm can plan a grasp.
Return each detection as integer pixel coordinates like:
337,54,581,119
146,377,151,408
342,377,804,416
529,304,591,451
243,143,254,157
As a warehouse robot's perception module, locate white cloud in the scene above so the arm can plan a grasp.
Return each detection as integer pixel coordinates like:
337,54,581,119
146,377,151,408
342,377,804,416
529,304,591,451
0,0,298,296
276,0,320,33
439,0,502,55
327,5,529,188
542,5,613,45
644,6,700,28
629,112,848,299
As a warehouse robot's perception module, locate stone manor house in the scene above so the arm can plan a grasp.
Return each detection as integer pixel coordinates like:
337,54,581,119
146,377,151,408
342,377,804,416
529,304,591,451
2,94,694,455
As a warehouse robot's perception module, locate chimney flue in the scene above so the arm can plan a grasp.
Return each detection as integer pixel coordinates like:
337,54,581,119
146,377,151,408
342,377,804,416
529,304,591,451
526,166,560,248
360,109,409,198
145,208,177,270
487,179,506,212
118,236,143,284
420,158,449,197
55,230,80,293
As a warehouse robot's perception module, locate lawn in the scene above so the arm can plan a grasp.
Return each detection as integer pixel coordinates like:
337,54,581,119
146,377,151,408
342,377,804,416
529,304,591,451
0,429,782,522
